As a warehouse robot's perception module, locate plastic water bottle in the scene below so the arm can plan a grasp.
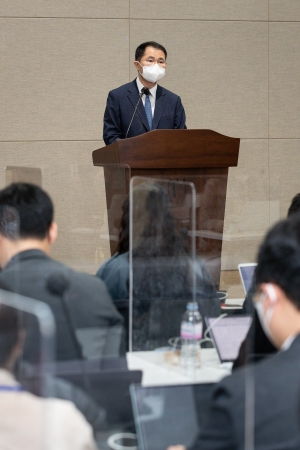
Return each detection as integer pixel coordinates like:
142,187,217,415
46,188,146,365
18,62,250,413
180,302,203,368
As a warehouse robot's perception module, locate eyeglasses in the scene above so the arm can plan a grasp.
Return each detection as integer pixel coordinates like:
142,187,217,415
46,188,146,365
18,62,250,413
138,59,167,67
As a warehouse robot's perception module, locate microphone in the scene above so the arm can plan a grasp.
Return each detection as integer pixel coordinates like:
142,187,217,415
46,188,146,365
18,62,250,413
46,273,84,359
125,87,150,138
142,87,150,96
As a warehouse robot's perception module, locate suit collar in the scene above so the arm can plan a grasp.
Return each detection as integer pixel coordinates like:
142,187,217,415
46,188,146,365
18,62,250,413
5,249,49,269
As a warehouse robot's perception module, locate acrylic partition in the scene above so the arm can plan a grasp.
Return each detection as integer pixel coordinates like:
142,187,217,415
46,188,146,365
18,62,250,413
127,174,281,390
4,163,130,274
0,288,56,386
0,203,55,374
1,165,140,450
129,183,284,450
206,178,282,450
2,163,285,449
129,177,214,376
239,189,300,450
0,289,59,450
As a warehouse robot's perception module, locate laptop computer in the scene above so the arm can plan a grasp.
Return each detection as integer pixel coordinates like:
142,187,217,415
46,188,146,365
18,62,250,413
22,363,142,426
205,315,252,362
130,383,215,450
238,263,257,294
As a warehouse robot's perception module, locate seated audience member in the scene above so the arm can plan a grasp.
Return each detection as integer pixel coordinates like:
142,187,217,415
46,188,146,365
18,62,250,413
98,182,220,350
0,183,123,362
96,196,130,302
169,214,300,450
0,304,97,450
234,192,300,368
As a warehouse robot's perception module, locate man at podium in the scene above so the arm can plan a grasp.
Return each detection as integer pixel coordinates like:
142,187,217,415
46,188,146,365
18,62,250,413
103,41,187,145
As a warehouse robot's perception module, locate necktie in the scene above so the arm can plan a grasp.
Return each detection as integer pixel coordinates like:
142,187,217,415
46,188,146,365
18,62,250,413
144,94,152,130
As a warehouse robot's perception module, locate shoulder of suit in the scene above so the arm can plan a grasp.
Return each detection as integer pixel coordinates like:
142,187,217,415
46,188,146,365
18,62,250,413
217,341,300,396
108,81,181,100
158,85,181,100
108,80,137,96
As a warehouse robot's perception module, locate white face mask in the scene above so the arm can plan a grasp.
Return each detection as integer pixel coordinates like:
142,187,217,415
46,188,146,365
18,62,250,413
254,284,277,342
138,62,165,83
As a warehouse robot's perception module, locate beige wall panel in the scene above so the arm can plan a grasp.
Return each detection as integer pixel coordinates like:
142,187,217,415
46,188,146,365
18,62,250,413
269,140,300,219
0,141,111,273
269,1,300,21
269,24,300,138
0,19,129,141
221,139,270,270
0,1,128,18
130,20,268,138
130,0,267,20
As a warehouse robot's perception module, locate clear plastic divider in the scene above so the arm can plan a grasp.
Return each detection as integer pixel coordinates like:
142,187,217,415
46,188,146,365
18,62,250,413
2,163,288,449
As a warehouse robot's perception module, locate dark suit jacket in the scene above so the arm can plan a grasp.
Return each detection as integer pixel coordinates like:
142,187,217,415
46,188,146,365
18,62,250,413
0,250,123,362
191,334,300,450
103,79,186,145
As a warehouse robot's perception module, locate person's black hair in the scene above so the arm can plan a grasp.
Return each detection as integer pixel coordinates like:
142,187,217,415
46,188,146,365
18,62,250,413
132,182,188,259
135,41,167,61
0,183,54,240
132,182,190,301
287,193,300,217
0,304,19,367
255,214,300,310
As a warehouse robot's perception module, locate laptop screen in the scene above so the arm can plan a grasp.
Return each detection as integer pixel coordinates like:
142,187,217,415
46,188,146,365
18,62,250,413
238,263,257,294
206,316,252,362
130,383,215,450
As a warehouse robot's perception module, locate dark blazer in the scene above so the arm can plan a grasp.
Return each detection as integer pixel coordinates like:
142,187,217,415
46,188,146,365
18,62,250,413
192,334,300,450
0,249,123,362
103,79,187,145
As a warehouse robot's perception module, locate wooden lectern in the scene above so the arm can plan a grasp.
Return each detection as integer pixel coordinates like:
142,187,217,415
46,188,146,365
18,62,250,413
92,129,240,286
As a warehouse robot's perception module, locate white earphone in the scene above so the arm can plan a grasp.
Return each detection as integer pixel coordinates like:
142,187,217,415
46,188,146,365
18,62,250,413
265,283,277,304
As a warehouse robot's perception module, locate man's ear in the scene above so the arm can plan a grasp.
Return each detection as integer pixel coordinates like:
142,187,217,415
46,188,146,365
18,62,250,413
260,283,283,306
48,222,58,245
134,60,140,72
0,233,10,269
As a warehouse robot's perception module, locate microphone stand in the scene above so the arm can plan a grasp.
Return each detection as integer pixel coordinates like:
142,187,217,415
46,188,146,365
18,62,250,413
125,86,150,138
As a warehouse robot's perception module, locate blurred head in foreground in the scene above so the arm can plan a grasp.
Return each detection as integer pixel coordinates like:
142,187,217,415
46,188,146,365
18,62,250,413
0,183,57,268
254,214,300,348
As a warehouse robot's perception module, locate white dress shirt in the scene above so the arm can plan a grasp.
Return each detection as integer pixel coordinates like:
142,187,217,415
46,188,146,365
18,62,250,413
281,334,297,351
136,77,157,117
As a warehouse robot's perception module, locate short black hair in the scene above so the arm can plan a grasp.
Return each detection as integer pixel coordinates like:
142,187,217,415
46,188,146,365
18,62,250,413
135,41,167,61
0,304,19,367
287,193,300,217
255,215,300,310
0,183,54,240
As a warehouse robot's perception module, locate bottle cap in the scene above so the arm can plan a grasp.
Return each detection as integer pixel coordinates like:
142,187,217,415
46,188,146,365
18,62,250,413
187,302,198,311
